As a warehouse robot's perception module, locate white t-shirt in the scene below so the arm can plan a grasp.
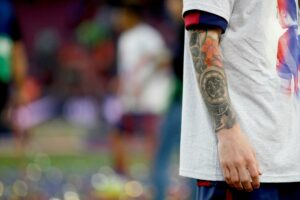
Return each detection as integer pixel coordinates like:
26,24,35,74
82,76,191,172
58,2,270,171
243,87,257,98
118,23,172,114
180,0,300,182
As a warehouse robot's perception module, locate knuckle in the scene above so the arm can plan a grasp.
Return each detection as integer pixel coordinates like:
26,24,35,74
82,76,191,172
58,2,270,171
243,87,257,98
232,179,239,184
249,170,259,176
220,161,227,167
224,175,231,180
248,164,257,171
225,179,232,184
243,185,251,190
250,173,259,179
233,158,246,166
245,156,253,163
225,178,231,184
233,159,243,166
241,180,250,185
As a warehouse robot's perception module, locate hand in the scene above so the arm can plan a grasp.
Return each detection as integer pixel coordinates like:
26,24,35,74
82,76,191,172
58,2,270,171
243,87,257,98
217,124,261,192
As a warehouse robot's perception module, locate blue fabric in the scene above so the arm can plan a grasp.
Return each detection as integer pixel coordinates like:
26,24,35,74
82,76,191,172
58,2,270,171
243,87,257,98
152,101,196,200
0,0,21,41
152,101,182,199
196,181,300,200
0,0,14,36
198,11,228,33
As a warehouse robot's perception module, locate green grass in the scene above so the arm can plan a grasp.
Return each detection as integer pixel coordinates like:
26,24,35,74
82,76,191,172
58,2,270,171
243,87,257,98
0,153,112,172
0,152,147,172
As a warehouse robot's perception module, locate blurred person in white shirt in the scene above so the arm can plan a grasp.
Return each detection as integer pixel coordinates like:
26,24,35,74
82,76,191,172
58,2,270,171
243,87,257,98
110,0,173,175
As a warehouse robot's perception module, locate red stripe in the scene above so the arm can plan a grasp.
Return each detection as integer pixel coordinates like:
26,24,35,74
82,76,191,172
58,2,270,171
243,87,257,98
226,189,232,200
197,180,212,187
184,11,201,29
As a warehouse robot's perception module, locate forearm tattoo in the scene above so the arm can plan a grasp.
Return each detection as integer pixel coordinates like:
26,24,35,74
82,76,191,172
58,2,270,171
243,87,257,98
189,29,236,132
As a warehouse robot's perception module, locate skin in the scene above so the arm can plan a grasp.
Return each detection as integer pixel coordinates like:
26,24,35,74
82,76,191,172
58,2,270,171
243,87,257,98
118,8,141,31
11,41,28,155
188,29,261,192
12,41,27,104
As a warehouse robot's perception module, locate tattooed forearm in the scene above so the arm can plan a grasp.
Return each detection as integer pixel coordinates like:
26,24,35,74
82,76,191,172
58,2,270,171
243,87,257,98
189,29,236,132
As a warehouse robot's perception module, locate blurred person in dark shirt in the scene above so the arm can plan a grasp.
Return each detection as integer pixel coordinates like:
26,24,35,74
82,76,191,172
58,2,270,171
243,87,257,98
0,0,28,148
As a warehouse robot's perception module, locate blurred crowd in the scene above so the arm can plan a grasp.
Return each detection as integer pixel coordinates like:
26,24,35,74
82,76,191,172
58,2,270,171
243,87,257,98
0,0,192,199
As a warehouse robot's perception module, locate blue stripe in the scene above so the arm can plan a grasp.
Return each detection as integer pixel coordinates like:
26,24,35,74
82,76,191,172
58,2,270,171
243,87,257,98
187,11,228,33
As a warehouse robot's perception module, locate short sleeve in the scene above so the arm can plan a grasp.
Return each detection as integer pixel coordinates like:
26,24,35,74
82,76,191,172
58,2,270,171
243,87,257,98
184,11,228,33
183,0,236,23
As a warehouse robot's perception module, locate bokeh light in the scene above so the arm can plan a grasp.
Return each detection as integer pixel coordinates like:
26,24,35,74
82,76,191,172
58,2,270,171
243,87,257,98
64,191,80,200
12,180,28,197
26,163,42,182
124,181,144,198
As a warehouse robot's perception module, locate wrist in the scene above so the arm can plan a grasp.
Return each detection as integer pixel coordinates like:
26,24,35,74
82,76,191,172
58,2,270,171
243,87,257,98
216,123,240,140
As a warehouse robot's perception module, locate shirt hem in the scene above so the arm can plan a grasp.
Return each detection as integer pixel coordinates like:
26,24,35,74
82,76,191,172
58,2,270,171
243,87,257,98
180,169,300,183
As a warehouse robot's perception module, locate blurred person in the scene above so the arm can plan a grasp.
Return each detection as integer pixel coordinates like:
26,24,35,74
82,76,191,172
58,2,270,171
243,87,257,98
0,0,28,151
111,1,172,175
180,0,300,199
151,0,193,199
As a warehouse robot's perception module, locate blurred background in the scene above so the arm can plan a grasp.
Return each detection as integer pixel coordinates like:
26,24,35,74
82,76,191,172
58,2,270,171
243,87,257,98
0,0,193,199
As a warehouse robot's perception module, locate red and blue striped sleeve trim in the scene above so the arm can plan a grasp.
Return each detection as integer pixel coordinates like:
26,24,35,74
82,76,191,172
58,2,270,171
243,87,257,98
184,10,228,33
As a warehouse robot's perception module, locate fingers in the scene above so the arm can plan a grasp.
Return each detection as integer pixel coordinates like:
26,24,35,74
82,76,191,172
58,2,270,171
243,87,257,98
238,167,253,192
223,166,231,183
248,163,260,189
253,150,262,175
228,166,243,190
251,151,262,188
256,159,262,175
223,166,235,188
222,157,261,192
